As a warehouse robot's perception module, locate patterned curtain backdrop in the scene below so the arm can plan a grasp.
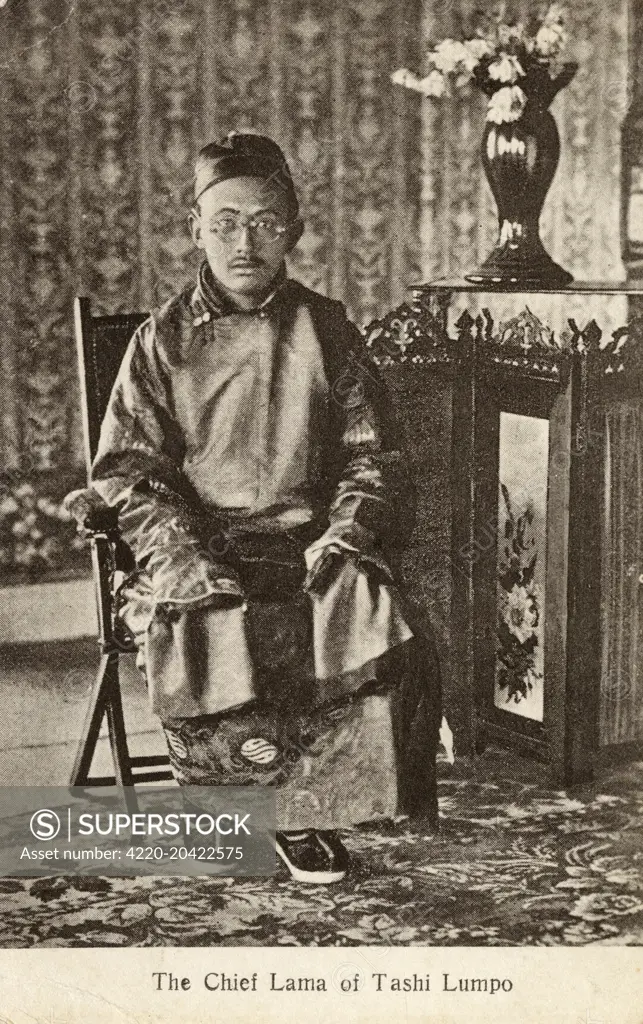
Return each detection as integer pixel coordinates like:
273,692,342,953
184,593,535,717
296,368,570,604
0,0,630,584
0,0,423,478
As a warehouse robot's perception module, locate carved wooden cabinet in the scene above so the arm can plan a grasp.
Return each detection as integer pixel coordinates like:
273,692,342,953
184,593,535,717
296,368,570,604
364,281,643,784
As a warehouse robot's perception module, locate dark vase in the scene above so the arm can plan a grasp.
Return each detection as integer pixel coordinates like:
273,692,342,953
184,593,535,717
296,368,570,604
466,64,577,287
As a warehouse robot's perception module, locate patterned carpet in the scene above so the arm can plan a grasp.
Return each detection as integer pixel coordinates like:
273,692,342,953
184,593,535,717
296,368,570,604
1,753,642,948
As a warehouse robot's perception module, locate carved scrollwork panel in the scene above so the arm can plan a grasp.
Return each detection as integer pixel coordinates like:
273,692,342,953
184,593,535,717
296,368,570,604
362,299,455,368
477,306,571,384
591,315,643,399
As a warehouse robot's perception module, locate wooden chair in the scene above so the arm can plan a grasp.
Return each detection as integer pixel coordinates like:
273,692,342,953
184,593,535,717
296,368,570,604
70,297,173,790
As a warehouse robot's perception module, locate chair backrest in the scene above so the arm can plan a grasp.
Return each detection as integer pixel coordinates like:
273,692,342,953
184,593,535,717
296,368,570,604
74,297,148,479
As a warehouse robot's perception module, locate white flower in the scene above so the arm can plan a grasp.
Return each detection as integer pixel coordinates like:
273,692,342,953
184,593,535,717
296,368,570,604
500,583,538,644
534,22,566,56
431,38,469,74
36,496,58,516
465,38,492,62
486,85,527,124
40,536,58,553
488,55,524,84
391,67,419,89
0,495,19,516
14,482,35,499
457,38,491,78
543,3,567,26
15,543,39,566
391,67,446,98
40,537,61,561
459,38,489,73
498,23,525,49
535,5,567,56
419,69,447,97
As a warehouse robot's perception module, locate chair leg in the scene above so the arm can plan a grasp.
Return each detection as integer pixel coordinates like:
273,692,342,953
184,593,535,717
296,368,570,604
103,658,135,789
70,652,136,798
70,652,113,787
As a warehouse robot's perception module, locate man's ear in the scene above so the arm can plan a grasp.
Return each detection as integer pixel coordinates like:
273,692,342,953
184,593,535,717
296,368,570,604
286,217,304,253
188,208,204,249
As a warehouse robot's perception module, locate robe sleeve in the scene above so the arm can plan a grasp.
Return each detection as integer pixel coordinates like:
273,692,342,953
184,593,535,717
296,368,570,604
90,317,244,609
304,307,415,592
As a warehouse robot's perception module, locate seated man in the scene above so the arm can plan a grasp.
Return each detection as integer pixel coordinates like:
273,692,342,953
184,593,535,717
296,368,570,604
81,132,442,883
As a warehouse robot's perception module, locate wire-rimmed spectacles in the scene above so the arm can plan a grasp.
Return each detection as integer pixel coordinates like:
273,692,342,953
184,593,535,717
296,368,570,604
205,214,294,244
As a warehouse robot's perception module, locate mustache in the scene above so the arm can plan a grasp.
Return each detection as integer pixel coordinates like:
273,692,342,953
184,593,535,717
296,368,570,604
228,257,265,268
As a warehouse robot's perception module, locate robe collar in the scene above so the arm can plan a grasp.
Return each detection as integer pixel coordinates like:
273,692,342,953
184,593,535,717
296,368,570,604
189,260,288,324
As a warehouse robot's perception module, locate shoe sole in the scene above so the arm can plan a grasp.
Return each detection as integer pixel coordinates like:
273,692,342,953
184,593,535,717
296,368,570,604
275,837,347,884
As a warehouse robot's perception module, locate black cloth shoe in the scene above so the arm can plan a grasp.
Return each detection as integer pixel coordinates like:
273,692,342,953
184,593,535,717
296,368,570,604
275,830,349,883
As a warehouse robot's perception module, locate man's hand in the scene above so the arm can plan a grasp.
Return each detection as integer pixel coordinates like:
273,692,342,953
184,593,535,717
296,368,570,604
303,518,393,597
144,534,245,611
303,547,345,596
63,487,120,537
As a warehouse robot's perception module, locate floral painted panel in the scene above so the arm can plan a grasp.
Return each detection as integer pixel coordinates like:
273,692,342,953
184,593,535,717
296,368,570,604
495,412,550,722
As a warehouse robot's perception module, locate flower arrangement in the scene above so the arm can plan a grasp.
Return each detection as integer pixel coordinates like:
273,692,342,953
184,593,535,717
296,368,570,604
0,478,88,580
496,483,543,704
392,3,576,125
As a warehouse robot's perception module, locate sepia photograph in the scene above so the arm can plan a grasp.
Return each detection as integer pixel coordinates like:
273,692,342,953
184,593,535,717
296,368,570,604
0,0,641,1018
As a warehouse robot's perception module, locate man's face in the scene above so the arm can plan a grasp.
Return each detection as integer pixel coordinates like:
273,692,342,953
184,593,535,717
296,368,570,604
189,176,302,307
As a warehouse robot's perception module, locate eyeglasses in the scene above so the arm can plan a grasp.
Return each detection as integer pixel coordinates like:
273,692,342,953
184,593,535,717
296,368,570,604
206,214,293,244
